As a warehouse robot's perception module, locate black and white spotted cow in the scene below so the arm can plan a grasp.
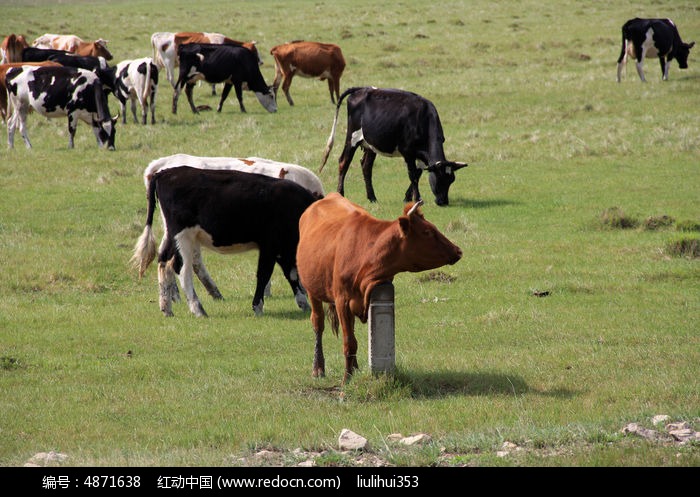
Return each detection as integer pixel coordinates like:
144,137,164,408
617,18,695,82
5,64,117,149
131,166,318,317
320,86,468,206
113,57,159,124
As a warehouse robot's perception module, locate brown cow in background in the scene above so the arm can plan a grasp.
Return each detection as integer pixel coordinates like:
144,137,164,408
0,34,29,63
270,40,345,106
296,192,462,384
32,33,113,60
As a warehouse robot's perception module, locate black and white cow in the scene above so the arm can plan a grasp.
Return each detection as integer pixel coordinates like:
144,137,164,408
6,64,117,150
131,166,317,317
142,154,325,304
172,43,276,114
113,57,158,124
320,86,467,206
617,18,695,82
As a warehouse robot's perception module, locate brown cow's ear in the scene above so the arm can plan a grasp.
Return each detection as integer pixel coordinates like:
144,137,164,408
398,216,410,237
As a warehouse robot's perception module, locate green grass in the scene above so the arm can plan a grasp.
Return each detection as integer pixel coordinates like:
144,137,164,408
1,0,699,467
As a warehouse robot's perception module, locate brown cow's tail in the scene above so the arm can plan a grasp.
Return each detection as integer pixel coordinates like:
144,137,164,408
320,86,364,171
327,303,340,337
130,176,158,278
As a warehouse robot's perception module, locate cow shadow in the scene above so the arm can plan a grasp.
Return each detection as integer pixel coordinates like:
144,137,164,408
392,368,579,399
446,197,517,209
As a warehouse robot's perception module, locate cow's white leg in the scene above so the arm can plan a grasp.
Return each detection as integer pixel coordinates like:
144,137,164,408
175,232,207,317
158,260,175,316
635,60,646,82
192,246,223,299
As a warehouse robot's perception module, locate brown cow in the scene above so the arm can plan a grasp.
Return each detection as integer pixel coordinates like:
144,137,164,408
0,61,61,123
32,34,113,60
270,40,345,106
1,34,29,63
296,192,463,384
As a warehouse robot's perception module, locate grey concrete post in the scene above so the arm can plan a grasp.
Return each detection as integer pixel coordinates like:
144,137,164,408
368,282,395,374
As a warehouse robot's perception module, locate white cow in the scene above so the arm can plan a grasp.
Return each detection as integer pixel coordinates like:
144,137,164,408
140,154,325,303
114,57,159,124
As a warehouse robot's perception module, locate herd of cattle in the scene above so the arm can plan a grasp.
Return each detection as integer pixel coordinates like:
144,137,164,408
1,18,694,382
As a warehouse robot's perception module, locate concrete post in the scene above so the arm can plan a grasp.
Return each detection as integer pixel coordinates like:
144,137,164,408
368,282,395,374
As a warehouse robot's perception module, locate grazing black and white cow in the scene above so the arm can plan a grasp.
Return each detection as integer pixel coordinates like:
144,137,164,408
6,64,117,150
321,86,468,206
113,57,158,124
617,18,695,82
172,43,276,114
131,166,317,317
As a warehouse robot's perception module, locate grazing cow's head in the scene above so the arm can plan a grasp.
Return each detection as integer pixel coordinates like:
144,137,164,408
93,113,118,150
427,160,468,206
677,41,696,69
254,85,277,113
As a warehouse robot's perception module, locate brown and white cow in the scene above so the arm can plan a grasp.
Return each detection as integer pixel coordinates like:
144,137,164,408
32,33,113,60
269,40,345,106
0,34,29,64
0,61,61,123
296,192,462,384
151,31,260,90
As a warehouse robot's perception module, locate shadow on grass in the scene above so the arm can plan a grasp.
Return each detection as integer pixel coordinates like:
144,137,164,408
396,369,579,399
307,368,580,401
447,197,517,209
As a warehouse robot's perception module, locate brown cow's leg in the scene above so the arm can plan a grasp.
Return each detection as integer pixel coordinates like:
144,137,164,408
337,303,359,384
310,296,326,377
282,74,295,106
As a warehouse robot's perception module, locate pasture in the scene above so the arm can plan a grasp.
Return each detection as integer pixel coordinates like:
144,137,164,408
1,0,698,467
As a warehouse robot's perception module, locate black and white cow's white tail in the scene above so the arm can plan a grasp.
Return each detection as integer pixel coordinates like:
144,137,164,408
130,178,158,278
320,86,365,171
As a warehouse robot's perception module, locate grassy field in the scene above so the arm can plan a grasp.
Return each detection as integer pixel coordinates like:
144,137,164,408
1,0,699,467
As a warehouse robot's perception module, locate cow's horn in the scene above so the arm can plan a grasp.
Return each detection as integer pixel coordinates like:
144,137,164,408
112,110,120,121
407,199,423,216
452,161,468,170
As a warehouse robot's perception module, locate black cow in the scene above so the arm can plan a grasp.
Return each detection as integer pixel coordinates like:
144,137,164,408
6,64,117,149
320,86,468,206
617,18,695,82
130,166,317,317
22,47,116,93
172,43,276,114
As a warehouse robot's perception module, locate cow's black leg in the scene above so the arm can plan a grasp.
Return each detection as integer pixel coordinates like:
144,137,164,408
68,115,78,149
276,251,309,312
360,149,378,202
252,250,276,316
404,160,423,203
659,56,669,81
234,83,246,113
217,83,233,113
337,143,359,197
185,83,199,114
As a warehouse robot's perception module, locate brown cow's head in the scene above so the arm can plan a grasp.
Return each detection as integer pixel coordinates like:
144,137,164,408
398,200,462,270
